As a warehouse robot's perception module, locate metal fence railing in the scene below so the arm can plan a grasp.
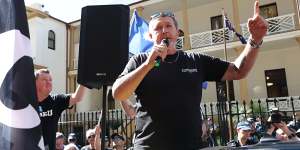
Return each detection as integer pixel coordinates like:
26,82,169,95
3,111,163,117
201,96,300,146
58,109,135,148
58,96,300,148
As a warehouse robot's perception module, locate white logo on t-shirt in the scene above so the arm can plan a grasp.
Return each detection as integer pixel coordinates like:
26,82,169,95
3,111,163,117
181,68,198,73
39,109,53,117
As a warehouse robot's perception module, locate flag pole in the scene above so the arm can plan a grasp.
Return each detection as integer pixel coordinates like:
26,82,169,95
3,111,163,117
221,9,230,101
222,9,228,63
222,8,234,141
296,0,300,26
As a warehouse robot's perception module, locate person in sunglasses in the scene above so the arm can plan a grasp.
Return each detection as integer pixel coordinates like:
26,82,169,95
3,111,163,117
81,128,97,150
112,1,268,149
227,121,257,147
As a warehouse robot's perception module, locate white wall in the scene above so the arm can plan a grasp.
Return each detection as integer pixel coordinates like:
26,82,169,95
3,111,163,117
28,17,67,93
76,87,133,112
248,46,300,99
202,82,217,103
186,0,225,34
77,89,102,112
201,43,300,102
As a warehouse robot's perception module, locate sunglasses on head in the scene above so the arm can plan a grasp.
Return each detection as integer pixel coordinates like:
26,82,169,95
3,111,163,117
242,130,252,132
88,134,95,139
150,11,175,20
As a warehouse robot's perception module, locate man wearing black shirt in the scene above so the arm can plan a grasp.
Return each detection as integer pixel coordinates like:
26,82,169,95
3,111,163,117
35,69,87,150
227,121,257,147
112,1,268,149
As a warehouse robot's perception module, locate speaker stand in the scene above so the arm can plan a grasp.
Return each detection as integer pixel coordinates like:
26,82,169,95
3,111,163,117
100,85,107,150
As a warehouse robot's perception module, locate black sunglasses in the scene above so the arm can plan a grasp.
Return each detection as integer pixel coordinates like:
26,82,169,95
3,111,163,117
150,11,175,20
88,134,95,139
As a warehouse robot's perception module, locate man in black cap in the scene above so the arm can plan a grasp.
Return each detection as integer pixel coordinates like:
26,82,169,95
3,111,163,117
111,133,125,150
66,133,80,149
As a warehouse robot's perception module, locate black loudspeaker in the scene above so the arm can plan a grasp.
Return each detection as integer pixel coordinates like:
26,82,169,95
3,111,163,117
77,5,129,89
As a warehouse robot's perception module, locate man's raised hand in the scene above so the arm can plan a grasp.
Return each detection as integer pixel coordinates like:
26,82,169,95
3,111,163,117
248,0,268,43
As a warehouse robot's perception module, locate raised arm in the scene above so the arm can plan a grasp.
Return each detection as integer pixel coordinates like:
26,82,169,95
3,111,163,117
94,125,102,150
222,0,268,80
120,100,136,119
112,44,166,101
112,61,154,101
69,84,87,106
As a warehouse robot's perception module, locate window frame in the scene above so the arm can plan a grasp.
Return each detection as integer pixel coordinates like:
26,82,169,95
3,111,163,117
264,68,289,98
259,3,278,19
48,30,55,50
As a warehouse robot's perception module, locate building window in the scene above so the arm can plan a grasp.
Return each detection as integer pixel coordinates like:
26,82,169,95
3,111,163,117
260,3,278,19
48,30,55,50
210,15,230,43
265,68,288,98
216,81,235,101
176,29,184,50
210,15,223,30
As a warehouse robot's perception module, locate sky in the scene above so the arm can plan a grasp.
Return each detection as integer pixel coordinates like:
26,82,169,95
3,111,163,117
25,0,140,22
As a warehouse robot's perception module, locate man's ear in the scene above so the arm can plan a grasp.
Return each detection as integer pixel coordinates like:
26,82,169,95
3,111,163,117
176,29,180,36
146,32,153,41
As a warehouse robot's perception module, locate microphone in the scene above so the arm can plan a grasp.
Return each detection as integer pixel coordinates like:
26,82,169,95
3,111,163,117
155,38,169,67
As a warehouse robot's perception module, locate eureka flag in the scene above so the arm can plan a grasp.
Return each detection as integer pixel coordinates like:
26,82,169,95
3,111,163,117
0,0,44,149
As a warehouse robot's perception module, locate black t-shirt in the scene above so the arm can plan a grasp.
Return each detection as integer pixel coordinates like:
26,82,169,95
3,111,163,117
227,138,257,147
120,51,229,150
38,94,70,150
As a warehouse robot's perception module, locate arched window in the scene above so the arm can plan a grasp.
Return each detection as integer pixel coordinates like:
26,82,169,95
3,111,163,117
48,30,55,50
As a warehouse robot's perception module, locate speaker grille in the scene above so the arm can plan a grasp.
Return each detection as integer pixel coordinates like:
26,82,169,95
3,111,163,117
77,5,129,88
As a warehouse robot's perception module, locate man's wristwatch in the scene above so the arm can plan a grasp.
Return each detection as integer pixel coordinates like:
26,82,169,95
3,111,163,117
249,38,263,49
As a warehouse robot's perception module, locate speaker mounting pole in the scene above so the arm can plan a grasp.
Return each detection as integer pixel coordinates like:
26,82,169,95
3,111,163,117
100,84,107,150
77,5,130,149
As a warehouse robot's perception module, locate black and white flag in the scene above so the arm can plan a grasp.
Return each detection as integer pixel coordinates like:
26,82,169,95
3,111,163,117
223,12,247,44
0,0,44,149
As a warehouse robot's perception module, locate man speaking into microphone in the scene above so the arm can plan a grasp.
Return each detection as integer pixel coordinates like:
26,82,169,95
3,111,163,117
112,1,268,149
154,38,169,67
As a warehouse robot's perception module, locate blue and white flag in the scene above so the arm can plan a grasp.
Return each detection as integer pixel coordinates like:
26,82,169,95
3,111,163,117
202,81,208,89
129,9,153,55
0,0,44,149
224,15,247,44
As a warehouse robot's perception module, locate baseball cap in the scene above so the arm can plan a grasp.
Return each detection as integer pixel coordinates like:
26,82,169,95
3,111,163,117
111,133,124,141
68,133,77,141
86,128,96,140
237,121,252,130
56,132,64,139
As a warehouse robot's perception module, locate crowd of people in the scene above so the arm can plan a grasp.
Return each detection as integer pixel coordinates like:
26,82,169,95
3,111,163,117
53,109,300,150
55,126,127,150
224,110,300,148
